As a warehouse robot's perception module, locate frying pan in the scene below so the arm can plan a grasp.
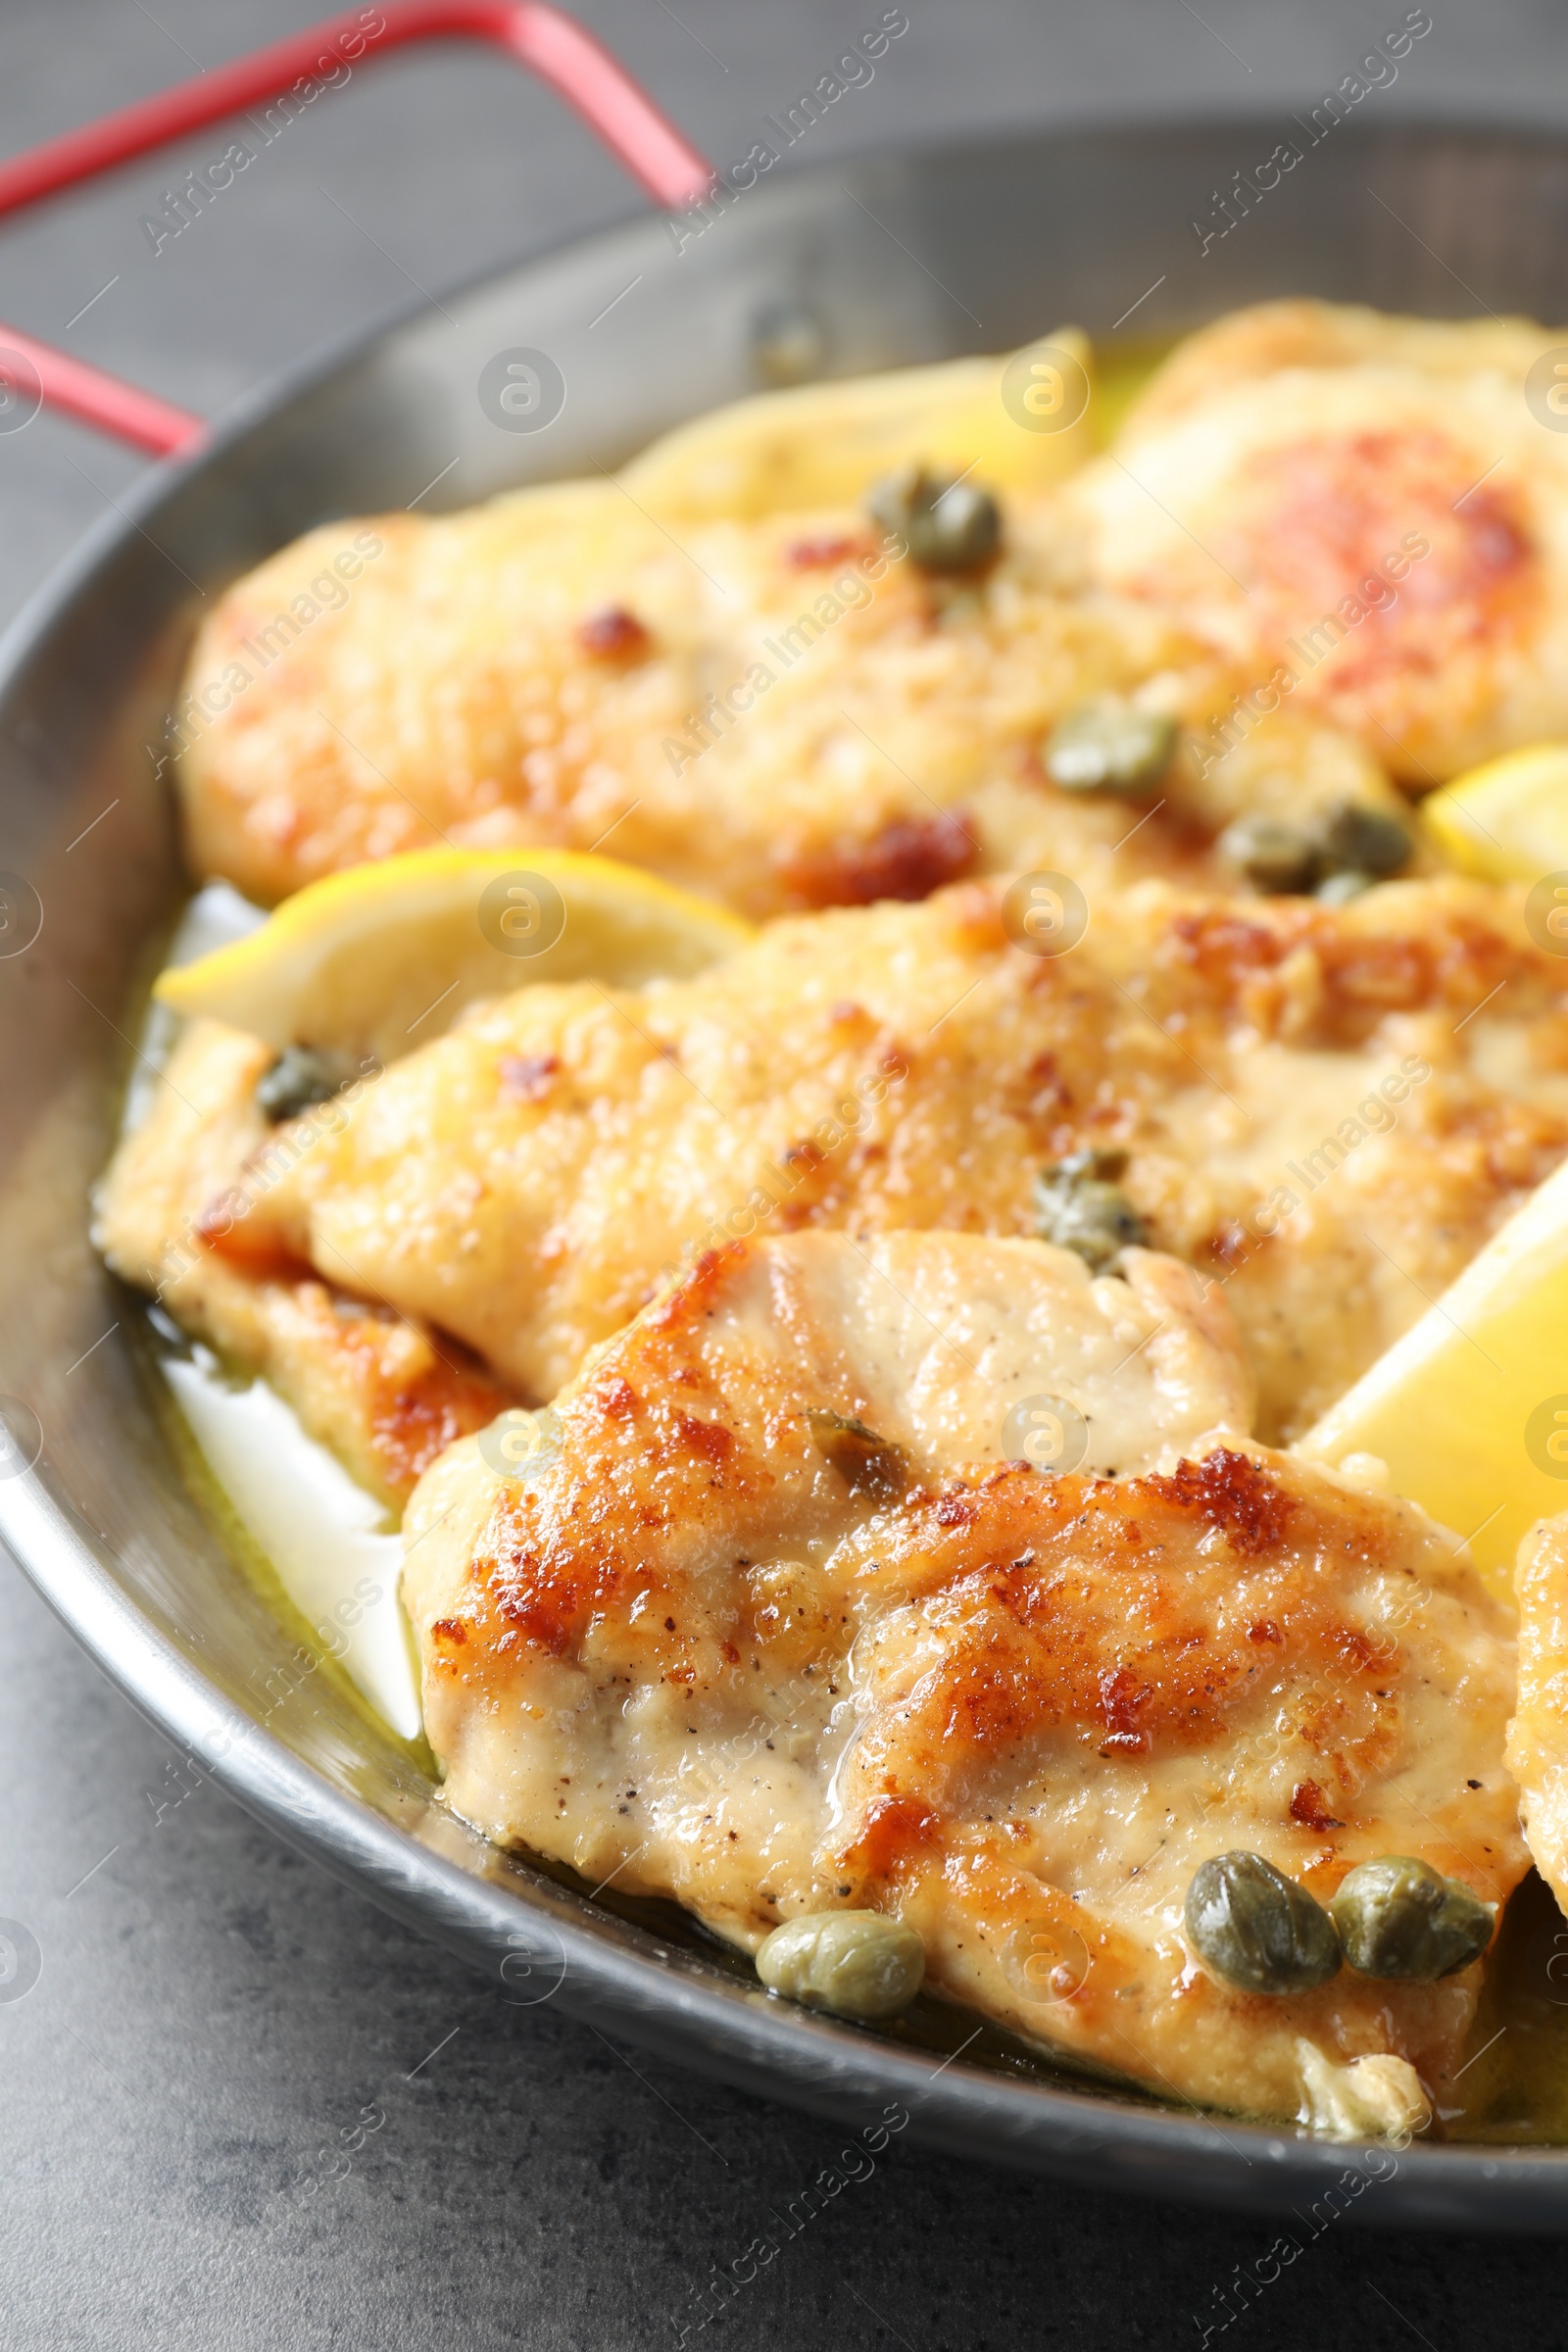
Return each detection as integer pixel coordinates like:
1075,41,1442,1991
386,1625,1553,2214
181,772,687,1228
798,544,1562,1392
2,2,1566,2228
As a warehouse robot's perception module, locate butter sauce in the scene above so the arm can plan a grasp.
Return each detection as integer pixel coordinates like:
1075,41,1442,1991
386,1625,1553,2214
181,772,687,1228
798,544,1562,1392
161,1348,420,1738
131,882,422,1740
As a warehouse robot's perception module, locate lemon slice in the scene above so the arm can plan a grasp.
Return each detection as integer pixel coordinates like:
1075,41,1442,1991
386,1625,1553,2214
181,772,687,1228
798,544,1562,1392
1298,1153,1568,1598
154,848,753,1069
619,329,1096,518
1422,744,1568,882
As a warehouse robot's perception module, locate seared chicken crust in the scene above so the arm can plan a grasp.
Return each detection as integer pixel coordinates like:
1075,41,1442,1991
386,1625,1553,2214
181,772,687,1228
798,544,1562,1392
1118,299,1565,441
130,875,1568,1446
172,299,1568,923
93,1018,510,1507
172,484,1216,919
1068,299,1568,782
404,1231,1525,2130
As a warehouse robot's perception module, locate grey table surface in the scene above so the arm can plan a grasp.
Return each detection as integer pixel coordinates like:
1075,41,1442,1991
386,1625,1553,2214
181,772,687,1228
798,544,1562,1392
7,2,1568,2345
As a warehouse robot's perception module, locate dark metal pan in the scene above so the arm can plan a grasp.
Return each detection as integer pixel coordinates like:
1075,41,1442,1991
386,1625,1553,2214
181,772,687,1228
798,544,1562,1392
4,8,1567,2224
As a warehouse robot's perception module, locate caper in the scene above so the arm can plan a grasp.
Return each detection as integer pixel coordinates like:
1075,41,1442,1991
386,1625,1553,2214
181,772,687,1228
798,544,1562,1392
807,1408,907,1500
1216,812,1320,897
1035,1149,1148,1274
1216,799,1411,900
756,1909,926,2020
255,1045,355,1122
1317,801,1412,880
1184,1852,1342,1995
1328,1856,1494,1982
866,464,1001,574
1044,696,1178,796
1315,867,1375,906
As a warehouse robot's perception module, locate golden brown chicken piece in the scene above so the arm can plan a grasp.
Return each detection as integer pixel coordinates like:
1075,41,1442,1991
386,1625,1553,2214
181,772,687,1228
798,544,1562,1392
1117,298,1560,441
1065,298,1568,784
172,482,1215,919
124,874,1568,1450
404,1230,1526,2132
170,299,1568,922
92,1019,510,1507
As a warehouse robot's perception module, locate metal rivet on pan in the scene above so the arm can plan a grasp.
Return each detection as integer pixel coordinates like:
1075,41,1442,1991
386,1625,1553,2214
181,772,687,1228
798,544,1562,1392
750,301,826,386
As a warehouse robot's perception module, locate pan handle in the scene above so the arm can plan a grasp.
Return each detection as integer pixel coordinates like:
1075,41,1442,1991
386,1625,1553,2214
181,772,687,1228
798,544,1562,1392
0,2,714,456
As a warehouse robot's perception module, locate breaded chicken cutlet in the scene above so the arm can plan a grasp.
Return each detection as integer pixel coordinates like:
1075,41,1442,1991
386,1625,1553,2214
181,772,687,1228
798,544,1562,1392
171,479,1225,920
97,875,1568,1461
1068,300,1568,785
169,299,1568,921
403,1228,1526,2131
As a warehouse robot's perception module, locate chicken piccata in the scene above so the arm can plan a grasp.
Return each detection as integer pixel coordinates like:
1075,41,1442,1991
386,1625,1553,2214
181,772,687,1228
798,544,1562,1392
100,295,1568,2140
403,1229,1526,2132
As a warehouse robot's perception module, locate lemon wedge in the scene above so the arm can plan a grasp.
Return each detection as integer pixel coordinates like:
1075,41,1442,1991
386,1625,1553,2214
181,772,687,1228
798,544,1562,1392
154,848,753,1069
1422,744,1568,882
1298,1152,1568,1598
619,329,1096,518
